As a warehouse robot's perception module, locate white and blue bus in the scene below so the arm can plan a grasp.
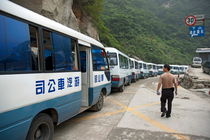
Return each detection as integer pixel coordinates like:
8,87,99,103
147,63,154,77
139,61,149,78
129,58,139,82
153,64,158,76
170,65,180,74
138,61,145,79
0,1,111,140
157,64,164,75
143,61,149,78
105,47,131,92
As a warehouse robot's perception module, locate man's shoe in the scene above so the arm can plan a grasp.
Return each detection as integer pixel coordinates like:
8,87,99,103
161,112,166,117
166,115,171,118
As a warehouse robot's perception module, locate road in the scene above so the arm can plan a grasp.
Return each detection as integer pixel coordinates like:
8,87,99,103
54,77,210,140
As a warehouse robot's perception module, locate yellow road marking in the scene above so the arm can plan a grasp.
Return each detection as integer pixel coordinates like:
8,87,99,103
130,102,159,109
72,109,126,122
108,98,190,140
131,110,189,140
72,100,159,123
70,98,190,140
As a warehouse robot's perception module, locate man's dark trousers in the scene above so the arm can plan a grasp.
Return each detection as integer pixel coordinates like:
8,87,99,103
161,88,174,116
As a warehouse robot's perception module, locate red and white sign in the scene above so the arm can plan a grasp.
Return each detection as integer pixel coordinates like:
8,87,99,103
185,15,196,26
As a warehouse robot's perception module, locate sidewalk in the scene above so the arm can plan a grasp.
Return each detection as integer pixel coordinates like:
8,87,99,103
108,85,210,140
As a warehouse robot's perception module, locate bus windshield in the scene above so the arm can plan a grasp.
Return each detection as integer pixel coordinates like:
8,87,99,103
107,53,118,66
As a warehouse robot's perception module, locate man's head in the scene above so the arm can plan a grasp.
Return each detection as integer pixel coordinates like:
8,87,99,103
163,64,171,72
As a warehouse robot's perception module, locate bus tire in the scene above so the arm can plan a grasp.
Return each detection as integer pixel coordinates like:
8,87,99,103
90,92,104,112
26,113,54,140
119,84,125,92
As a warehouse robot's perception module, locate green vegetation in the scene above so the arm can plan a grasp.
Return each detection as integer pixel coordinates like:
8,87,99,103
83,0,210,64
79,0,103,22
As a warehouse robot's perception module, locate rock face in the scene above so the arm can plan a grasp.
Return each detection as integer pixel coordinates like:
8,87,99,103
11,0,99,40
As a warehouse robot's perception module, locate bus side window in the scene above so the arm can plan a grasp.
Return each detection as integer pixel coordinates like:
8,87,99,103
0,14,34,72
29,25,39,70
71,40,79,71
119,54,125,69
43,30,53,71
43,30,79,71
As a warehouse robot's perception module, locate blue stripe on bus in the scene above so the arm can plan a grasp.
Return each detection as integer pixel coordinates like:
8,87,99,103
88,83,111,106
0,91,81,140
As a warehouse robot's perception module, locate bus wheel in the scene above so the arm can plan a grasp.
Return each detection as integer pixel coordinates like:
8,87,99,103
119,84,125,92
90,92,104,112
26,113,54,140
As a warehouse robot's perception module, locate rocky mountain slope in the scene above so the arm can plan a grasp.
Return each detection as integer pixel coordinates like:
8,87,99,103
11,0,99,40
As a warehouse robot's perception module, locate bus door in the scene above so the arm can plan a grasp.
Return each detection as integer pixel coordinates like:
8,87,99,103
79,45,90,106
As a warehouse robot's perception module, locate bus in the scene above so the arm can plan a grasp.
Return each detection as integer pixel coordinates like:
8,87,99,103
130,58,139,82
170,65,180,74
138,61,145,79
0,1,111,140
143,62,149,78
178,66,185,74
134,59,141,80
106,47,131,92
157,64,164,75
153,64,158,76
147,63,154,77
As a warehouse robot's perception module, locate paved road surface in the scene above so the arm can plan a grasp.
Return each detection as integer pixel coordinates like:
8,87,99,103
54,77,210,140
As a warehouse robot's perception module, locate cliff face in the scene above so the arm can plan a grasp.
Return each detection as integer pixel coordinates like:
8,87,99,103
11,0,99,40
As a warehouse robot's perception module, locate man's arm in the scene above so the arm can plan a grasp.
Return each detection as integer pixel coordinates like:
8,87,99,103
157,83,161,92
173,77,178,95
156,76,162,95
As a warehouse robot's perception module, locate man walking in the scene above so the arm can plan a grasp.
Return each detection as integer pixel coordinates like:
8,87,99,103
156,64,177,118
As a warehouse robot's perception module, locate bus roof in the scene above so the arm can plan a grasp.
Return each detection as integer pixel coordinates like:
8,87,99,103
147,62,156,65
105,47,129,58
130,58,139,62
146,63,153,65
0,0,104,48
138,60,143,63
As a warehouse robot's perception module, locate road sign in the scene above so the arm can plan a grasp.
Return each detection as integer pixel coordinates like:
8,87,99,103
194,15,205,26
189,26,204,37
185,15,196,26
